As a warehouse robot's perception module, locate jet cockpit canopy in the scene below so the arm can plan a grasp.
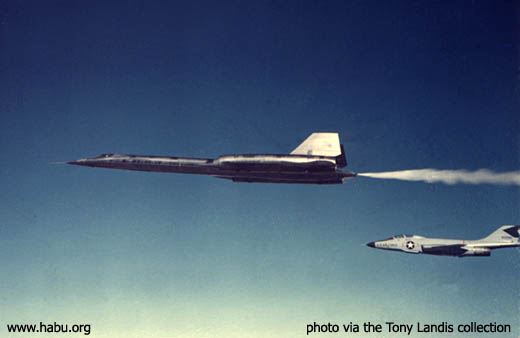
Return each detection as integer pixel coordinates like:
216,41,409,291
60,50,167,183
387,234,424,239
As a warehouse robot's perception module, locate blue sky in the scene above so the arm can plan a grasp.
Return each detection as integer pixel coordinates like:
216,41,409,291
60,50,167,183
1,1,518,337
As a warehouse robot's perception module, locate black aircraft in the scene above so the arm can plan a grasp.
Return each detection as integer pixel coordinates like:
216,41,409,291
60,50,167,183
68,133,356,184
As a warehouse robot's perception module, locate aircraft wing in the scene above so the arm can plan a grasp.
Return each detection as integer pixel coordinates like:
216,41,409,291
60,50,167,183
421,244,468,256
422,244,496,256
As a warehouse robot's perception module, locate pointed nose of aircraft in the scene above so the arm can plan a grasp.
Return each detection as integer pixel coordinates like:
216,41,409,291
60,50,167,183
366,241,375,248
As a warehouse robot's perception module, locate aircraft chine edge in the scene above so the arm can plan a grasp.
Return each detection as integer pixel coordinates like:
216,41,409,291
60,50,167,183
366,225,520,257
67,132,356,184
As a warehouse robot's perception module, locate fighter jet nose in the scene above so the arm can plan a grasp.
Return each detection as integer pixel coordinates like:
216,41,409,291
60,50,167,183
366,241,375,248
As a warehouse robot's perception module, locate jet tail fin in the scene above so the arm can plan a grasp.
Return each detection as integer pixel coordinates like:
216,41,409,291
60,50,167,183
481,225,520,242
290,133,342,157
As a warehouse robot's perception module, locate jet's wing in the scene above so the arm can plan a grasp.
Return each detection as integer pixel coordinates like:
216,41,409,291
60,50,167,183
290,133,341,157
421,244,468,256
212,175,344,184
422,244,496,256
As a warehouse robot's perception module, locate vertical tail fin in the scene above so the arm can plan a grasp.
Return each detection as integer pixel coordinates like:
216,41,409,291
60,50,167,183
481,225,520,242
290,133,342,157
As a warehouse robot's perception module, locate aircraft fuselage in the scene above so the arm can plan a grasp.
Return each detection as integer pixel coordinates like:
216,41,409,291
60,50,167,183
69,153,356,184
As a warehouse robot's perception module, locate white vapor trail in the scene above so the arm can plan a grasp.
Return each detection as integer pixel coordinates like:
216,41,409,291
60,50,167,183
358,169,520,186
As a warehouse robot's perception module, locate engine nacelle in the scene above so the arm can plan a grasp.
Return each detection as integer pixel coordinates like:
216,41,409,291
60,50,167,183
461,247,491,257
